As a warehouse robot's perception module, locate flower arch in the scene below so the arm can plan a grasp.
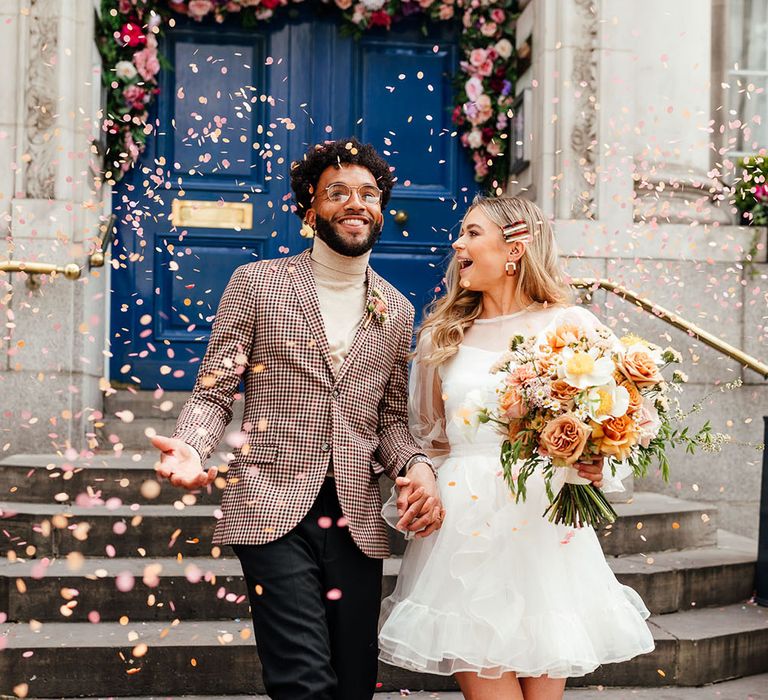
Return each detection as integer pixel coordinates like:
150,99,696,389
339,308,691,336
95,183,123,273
96,0,519,185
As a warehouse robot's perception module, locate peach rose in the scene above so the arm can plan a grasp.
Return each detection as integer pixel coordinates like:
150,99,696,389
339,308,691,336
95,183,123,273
500,386,526,420
591,415,639,461
617,351,663,388
550,378,580,405
620,380,643,414
539,413,590,466
544,323,582,352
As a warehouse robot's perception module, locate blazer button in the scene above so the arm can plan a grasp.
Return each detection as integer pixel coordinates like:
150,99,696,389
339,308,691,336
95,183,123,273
321,443,330,452
332,389,340,398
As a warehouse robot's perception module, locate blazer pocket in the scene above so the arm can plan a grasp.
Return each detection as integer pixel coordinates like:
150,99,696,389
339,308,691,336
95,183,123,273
242,443,278,464
370,458,386,476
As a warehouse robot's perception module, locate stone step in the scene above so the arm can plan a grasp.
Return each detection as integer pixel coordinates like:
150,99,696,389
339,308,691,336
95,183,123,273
0,453,222,506
0,491,720,562
12,674,768,700
0,501,220,559
104,391,196,419
1,604,766,695
0,531,755,623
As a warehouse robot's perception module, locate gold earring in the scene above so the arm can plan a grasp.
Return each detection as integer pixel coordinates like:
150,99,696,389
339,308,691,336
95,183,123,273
505,260,517,276
300,219,315,239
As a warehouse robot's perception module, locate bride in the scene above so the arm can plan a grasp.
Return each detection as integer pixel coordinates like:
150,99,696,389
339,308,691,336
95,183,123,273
379,195,654,699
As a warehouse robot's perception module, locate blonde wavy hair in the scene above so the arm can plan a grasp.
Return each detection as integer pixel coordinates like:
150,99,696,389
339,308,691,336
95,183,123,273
418,195,573,366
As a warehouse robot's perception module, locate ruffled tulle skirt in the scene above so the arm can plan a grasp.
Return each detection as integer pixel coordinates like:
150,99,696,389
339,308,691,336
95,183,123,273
378,447,655,679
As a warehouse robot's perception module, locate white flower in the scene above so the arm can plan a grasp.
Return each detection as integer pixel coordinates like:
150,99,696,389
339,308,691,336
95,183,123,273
467,129,483,149
453,389,490,439
115,60,138,81
672,369,688,384
581,378,630,422
361,0,386,9
559,347,615,390
495,38,513,59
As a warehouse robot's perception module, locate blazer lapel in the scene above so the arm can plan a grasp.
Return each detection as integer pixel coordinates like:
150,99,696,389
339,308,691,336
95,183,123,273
335,266,384,384
287,250,335,377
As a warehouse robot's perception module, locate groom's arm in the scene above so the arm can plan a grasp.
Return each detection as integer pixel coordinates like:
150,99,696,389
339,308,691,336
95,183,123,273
171,263,257,463
375,304,423,481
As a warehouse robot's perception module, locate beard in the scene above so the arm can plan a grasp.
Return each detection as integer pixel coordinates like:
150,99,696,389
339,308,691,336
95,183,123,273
314,213,382,258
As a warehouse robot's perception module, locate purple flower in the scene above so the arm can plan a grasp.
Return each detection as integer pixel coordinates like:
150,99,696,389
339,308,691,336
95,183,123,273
501,79,512,97
401,1,422,16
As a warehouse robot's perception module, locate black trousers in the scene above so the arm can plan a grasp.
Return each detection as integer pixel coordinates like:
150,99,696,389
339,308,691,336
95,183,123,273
232,478,383,700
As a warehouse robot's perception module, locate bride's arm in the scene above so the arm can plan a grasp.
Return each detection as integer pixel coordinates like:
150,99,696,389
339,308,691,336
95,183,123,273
408,330,450,470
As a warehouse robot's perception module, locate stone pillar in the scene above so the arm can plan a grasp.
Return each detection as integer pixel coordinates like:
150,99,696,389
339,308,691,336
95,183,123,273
0,0,108,456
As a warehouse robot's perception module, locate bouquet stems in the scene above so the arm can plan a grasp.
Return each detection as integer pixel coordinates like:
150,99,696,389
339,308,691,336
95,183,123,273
543,483,618,529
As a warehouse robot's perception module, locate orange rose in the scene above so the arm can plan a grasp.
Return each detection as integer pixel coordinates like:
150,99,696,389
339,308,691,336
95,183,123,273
536,352,559,377
620,380,643,414
550,378,580,405
539,412,590,466
500,386,526,419
544,323,583,352
591,415,639,461
618,351,663,388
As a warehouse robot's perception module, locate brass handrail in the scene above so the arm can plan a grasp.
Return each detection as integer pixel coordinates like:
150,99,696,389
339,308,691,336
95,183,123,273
0,214,115,287
0,260,81,279
571,277,768,379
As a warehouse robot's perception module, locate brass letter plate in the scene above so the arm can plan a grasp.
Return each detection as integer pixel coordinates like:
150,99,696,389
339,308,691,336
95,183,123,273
171,199,253,230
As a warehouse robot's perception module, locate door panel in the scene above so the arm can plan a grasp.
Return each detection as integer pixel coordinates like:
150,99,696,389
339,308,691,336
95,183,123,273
111,13,474,389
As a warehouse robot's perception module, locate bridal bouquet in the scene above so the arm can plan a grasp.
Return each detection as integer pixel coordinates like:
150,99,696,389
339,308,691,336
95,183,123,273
476,318,713,528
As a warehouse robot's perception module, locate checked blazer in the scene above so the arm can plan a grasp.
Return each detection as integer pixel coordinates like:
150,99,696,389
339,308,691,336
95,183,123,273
172,249,423,558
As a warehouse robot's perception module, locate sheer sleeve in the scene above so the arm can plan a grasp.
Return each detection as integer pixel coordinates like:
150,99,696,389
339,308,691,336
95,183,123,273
408,330,450,470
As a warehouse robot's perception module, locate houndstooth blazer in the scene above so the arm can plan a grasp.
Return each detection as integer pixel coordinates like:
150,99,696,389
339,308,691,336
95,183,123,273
172,249,423,558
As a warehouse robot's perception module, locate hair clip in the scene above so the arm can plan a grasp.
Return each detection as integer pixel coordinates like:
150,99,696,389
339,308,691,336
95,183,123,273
502,220,531,244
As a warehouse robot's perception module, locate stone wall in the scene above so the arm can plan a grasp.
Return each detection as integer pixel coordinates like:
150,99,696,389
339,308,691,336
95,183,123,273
0,0,109,456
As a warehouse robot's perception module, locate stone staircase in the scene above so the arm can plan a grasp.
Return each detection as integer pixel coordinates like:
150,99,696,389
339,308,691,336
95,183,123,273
0,441,766,695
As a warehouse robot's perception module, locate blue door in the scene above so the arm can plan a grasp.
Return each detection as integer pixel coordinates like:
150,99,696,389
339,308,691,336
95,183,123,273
110,11,474,390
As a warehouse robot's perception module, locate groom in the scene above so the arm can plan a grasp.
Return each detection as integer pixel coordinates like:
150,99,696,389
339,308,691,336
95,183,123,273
151,138,443,699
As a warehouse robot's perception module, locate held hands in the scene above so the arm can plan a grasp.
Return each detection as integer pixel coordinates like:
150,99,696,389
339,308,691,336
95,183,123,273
150,435,218,490
576,456,605,489
394,461,445,538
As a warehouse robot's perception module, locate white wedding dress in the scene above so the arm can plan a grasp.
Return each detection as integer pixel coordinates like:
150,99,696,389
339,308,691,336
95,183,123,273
379,304,655,679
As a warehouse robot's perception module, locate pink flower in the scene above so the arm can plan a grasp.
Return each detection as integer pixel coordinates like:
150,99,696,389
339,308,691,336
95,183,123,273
480,21,498,37
470,94,493,125
754,184,768,202
637,400,661,448
469,48,487,66
473,151,489,178
491,8,505,23
418,0,436,7
465,76,484,101
187,0,214,19
438,3,454,19
476,59,494,77
335,0,353,8
133,47,160,81
123,84,148,110
487,140,502,157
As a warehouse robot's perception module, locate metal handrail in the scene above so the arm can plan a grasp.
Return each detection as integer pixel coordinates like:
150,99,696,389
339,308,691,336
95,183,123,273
0,214,115,286
0,260,81,279
571,277,768,379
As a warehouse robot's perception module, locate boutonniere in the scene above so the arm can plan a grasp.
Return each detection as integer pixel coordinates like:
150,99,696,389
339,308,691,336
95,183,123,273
364,287,388,329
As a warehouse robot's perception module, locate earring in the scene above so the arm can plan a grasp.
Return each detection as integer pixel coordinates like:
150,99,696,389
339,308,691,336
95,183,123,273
300,219,315,239
505,260,517,276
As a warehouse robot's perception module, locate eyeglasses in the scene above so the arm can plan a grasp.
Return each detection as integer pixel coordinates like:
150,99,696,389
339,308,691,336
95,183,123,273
316,183,382,205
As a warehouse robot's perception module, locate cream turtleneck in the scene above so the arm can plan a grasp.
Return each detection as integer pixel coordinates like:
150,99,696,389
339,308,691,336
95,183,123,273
309,237,371,374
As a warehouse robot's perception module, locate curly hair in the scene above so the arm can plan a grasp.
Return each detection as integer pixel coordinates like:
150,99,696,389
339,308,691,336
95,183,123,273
290,137,395,219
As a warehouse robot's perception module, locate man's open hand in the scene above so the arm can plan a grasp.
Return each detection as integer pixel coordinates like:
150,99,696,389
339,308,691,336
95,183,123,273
150,435,217,490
